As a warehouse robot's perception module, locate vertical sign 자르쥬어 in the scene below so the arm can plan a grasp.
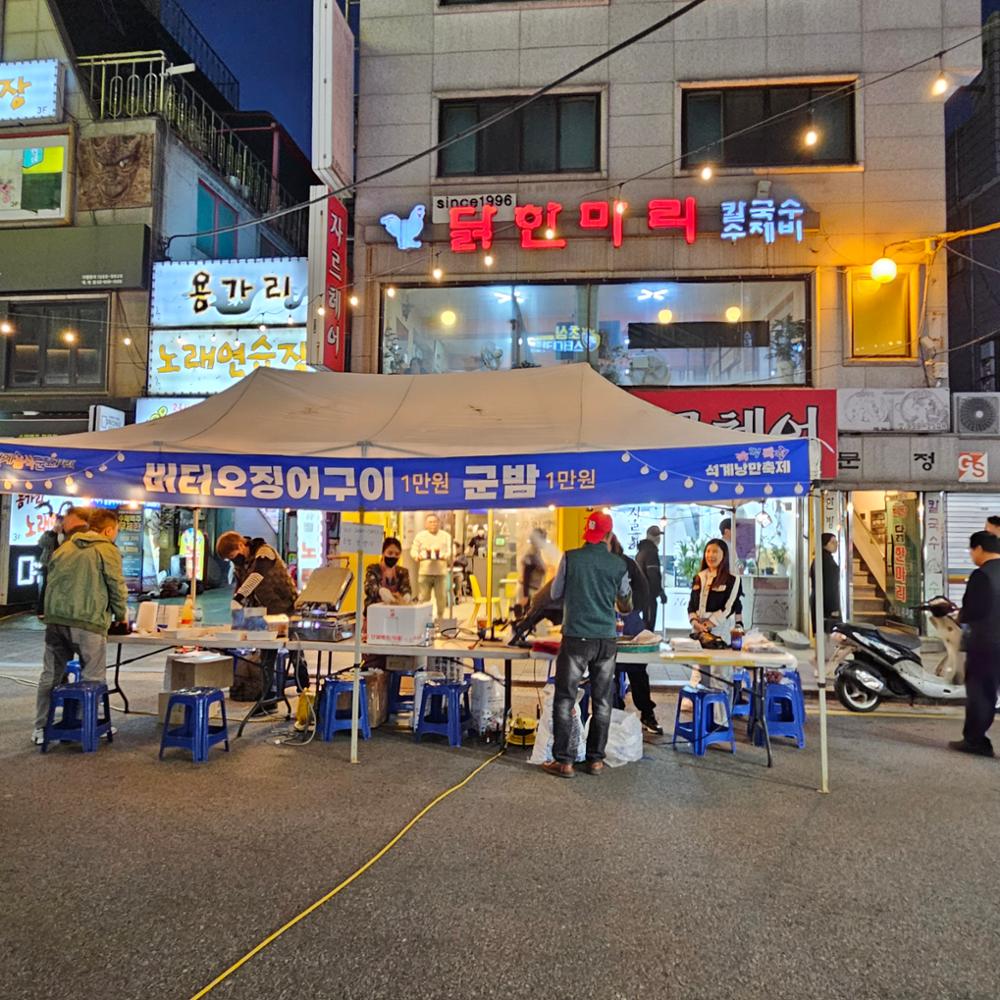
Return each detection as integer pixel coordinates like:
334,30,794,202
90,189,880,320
324,194,349,371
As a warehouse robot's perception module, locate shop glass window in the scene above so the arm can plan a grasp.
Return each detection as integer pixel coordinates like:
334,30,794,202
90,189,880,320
849,269,914,360
682,82,856,169
0,134,72,224
1,299,108,389
195,183,238,259
438,95,599,177
381,279,809,387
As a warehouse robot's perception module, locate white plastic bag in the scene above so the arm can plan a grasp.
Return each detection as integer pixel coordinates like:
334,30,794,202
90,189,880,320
470,671,504,734
596,709,644,768
529,693,586,765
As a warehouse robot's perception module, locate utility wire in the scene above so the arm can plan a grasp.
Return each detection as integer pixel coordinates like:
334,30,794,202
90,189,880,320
163,0,706,252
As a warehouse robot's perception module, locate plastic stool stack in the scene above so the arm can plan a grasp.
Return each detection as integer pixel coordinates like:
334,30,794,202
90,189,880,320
319,676,371,741
415,679,476,748
42,681,112,753
753,680,805,749
671,684,736,756
159,687,230,763
783,668,807,720
387,669,416,715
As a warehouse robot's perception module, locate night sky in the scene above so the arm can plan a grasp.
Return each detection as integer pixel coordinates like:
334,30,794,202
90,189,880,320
176,0,313,156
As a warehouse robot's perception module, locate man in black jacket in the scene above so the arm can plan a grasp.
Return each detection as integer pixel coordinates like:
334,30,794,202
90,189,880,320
216,532,297,614
809,532,842,634
634,525,665,630
950,530,1000,757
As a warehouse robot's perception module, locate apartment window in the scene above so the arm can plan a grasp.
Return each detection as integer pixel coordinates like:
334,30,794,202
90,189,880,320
848,269,915,360
196,183,238,258
682,81,856,170
438,94,600,177
1,299,108,390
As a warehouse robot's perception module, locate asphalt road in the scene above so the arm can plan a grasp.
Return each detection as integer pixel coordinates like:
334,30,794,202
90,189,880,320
2,664,997,1000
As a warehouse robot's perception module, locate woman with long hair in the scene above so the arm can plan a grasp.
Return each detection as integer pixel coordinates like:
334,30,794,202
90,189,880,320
688,538,743,639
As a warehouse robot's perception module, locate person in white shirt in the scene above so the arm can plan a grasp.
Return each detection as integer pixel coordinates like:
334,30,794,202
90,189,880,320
410,514,453,617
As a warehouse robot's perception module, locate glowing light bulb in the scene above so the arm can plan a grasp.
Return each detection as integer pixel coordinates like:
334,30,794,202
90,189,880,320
725,306,742,323
484,254,495,267
614,200,627,215
657,308,673,325
544,228,556,241
700,165,714,181
317,306,326,316
440,309,457,327
804,127,819,147
386,286,396,298
258,323,266,333
932,72,948,96
432,266,443,281
122,336,132,347
0,321,12,334
62,330,77,344
870,257,898,284
349,295,359,307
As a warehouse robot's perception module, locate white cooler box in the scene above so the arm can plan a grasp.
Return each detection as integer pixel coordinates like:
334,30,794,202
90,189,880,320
367,601,434,645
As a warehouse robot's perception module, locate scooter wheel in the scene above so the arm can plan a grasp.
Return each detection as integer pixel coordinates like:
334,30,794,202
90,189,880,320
835,673,882,713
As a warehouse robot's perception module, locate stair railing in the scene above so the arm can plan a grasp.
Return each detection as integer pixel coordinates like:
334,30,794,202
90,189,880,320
850,511,888,595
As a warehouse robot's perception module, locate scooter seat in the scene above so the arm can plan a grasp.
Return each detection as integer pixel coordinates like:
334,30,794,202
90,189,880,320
876,628,921,650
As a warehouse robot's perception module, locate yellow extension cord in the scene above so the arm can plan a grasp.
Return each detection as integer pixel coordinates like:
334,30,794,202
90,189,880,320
188,749,505,1000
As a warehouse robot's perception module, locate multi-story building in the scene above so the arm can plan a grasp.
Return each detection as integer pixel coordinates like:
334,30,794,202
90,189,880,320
350,0,981,630
0,0,314,603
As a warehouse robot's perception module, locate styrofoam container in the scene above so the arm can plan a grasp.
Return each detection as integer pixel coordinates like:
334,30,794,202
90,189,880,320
367,601,434,646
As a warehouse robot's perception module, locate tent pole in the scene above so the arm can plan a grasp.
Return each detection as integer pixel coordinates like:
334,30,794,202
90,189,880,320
486,509,495,637
190,507,199,612
349,504,365,765
811,490,830,794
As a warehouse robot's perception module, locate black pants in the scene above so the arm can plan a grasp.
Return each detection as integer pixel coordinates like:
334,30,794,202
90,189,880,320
614,664,655,716
642,596,657,632
553,636,617,764
963,648,1000,749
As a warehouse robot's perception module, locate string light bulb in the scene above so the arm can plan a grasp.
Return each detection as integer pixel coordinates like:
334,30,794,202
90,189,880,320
317,306,325,316
657,308,673,325
349,294,359,307
62,330,77,345
386,286,396,298
932,56,948,96
0,321,12,334
440,309,457,327
432,265,443,281
122,336,132,347
484,254,495,267
258,323,266,333
544,227,556,241
804,124,819,147
725,306,742,323
699,165,714,181
614,200,627,215
870,257,898,284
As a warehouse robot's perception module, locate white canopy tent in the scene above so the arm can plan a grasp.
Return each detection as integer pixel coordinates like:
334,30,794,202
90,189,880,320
0,365,828,786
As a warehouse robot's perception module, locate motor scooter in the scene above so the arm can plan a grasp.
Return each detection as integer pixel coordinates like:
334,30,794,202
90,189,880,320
830,598,971,712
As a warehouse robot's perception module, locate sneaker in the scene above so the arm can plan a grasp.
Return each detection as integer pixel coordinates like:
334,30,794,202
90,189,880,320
541,760,575,779
948,739,995,758
102,726,118,740
640,713,664,736
31,728,44,746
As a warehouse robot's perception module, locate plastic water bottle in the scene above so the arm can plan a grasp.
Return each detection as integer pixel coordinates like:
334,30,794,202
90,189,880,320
730,624,745,651
422,620,434,647
65,657,82,683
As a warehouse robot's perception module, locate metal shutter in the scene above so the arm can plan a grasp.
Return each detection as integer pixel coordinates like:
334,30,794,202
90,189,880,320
945,493,1000,602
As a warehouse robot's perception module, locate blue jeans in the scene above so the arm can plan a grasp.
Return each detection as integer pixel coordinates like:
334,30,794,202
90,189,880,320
553,636,618,764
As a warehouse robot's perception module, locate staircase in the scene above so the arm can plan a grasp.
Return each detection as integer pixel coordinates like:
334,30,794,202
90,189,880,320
852,554,890,625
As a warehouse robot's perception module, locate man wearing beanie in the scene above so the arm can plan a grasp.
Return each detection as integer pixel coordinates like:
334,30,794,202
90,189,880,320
543,511,632,778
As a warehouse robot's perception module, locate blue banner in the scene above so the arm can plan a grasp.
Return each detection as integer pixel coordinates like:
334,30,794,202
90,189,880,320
0,439,810,511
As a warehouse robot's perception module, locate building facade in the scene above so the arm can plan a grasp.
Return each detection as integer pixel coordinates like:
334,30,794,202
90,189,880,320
349,0,981,630
0,0,314,603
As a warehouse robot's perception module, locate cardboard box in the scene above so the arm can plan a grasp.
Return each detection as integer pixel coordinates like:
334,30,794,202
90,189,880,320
329,669,389,729
367,601,433,646
164,652,233,692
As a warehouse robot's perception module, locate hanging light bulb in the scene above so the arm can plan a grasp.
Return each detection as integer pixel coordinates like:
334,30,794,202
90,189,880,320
932,56,949,96
440,309,457,327
614,200,627,216
432,265,443,281
699,164,714,181
544,227,556,241
870,257,898,284
386,286,396,298
725,306,742,323
804,126,819,147
349,294,359,307
317,306,326,316
657,308,673,325
258,323,267,333
62,329,77,345
122,336,132,347
0,321,13,334
483,254,495,267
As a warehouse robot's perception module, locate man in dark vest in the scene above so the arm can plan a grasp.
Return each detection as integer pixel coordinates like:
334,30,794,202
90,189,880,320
950,530,1000,757
543,511,631,778
216,532,298,614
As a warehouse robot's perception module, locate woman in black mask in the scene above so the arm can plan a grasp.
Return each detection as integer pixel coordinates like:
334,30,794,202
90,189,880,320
364,536,412,611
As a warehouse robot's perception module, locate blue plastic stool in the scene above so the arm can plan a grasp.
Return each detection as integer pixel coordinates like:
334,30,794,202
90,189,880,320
730,669,753,719
318,676,371,741
753,681,805,749
783,669,806,720
415,680,476,748
159,687,230,763
671,685,736,756
387,668,416,715
42,681,111,753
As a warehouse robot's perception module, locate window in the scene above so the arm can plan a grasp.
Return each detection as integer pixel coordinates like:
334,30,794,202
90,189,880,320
849,269,915,360
381,278,810,386
195,183,238,258
1,299,108,389
682,82,856,170
438,94,600,177
0,132,72,224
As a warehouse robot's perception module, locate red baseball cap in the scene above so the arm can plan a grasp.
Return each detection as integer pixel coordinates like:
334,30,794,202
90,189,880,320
583,511,613,543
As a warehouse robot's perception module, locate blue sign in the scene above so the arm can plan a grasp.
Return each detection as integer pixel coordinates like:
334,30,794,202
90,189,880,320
0,441,811,511
150,258,308,328
379,204,426,250
0,60,62,124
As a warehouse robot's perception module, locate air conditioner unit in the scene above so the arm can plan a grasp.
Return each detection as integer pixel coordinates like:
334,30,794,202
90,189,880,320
953,392,1000,436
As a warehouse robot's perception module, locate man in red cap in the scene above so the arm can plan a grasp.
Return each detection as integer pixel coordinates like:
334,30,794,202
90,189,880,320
543,510,632,778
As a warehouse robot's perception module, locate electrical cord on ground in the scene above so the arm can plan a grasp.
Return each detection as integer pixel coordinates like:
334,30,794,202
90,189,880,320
187,747,504,1000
